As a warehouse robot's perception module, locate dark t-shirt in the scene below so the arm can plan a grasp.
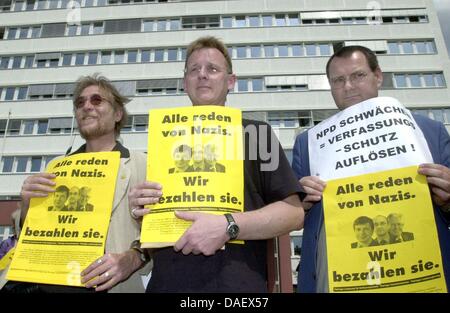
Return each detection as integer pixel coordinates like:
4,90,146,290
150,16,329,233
147,119,301,292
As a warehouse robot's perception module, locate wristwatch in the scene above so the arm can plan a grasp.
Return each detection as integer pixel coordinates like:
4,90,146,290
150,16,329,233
224,213,240,240
130,240,149,263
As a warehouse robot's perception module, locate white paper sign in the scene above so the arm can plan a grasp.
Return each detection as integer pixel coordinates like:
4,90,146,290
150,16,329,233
308,97,433,180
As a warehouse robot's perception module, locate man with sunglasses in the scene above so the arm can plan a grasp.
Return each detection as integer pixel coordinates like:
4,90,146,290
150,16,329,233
293,45,450,292
11,74,149,293
128,36,304,292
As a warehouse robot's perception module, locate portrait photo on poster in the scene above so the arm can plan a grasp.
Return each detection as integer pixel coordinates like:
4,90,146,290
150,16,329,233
48,185,94,212
350,213,414,249
168,143,226,174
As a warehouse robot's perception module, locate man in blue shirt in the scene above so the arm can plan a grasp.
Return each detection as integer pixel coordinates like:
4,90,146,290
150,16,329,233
292,45,450,292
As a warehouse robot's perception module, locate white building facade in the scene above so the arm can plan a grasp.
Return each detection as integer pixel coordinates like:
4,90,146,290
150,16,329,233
0,0,449,286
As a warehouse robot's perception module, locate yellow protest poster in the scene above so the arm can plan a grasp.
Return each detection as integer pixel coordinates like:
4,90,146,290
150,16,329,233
141,105,244,248
7,152,120,287
323,166,446,293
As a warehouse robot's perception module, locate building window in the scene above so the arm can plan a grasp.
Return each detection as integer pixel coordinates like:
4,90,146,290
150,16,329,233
393,74,407,88
292,235,302,256
249,16,260,27
75,53,85,65
154,49,164,62
7,28,17,39
17,87,28,100
292,45,304,56
0,57,9,69
262,15,272,27
435,74,445,87
250,46,261,58
409,74,421,87
0,120,6,135
278,45,288,57
14,1,25,11
122,116,133,132
37,0,47,9
2,157,14,173
16,156,28,172
12,56,22,69
264,46,274,57
306,44,318,56
19,27,29,39
127,50,137,63
237,79,248,92
67,25,77,36
133,115,148,131
7,120,21,134
222,17,232,28
235,16,246,27
80,24,90,35
141,50,151,62
319,43,331,55
393,73,446,88
143,20,154,32
114,51,125,63
26,0,36,10
402,42,413,54
251,78,263,91
37,120,48,134
167,49,177,61
93,22,103,34
88,52,98,65
36,59,46,67
415,41,427,53
31,156,42,172
423,74,435,87
288,14,300,26
5,87,15,100
236,46,247,58
169,19,180,30
25,56,34,68
388,42,400,54
62,54,72,66
23,120,35,134
101,51,111,64
182,16,220,29
48,0,58,9
31,26,41,38
275,14,286,26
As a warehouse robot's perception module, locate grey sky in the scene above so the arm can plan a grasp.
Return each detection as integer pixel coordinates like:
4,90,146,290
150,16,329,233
433,0,450,57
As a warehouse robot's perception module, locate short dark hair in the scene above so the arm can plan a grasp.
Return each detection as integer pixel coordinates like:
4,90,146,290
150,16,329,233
353,216,374,230
173,144,192,157
184,36,232,74
73,73,129,137
326,45,380,79
55,185,69,197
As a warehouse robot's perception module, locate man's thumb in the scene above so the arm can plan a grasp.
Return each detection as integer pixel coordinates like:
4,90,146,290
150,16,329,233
174,210,197,221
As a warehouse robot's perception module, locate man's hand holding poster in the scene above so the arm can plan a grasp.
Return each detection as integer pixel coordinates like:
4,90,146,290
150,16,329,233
141,106,244,248
7,152,120,287
308,97,446,292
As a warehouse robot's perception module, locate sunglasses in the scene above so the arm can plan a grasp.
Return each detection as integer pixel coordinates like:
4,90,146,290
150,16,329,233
74,94,108,109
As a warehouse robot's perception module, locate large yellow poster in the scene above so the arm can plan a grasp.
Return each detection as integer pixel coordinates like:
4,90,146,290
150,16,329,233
323,166,446,292
141,105,244,247
7,152,120,287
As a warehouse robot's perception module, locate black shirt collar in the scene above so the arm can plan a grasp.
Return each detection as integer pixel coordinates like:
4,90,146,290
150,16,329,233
69,141,130,158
